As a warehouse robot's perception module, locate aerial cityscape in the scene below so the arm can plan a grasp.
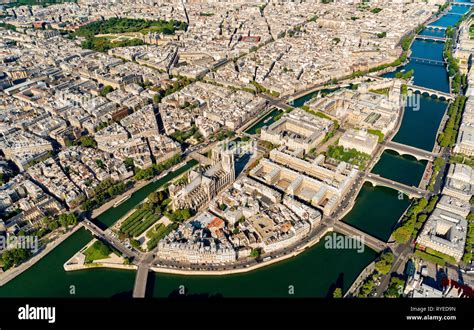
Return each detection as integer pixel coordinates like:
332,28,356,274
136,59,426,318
1,0,474,312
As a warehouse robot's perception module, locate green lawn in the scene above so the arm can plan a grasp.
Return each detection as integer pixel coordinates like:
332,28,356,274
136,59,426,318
369,88,389,96
326,145,370,169
146,223,178,251
83,241,112,263
414,249,457,266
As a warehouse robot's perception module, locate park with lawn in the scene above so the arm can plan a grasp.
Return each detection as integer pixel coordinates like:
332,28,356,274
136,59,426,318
75,17,188,52
83,240,113,263
119,208,161,239
326,145,371,169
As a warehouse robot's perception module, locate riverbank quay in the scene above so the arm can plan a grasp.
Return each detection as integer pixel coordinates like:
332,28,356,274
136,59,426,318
150,224,333,276
63,239,137,272
0,223,84,287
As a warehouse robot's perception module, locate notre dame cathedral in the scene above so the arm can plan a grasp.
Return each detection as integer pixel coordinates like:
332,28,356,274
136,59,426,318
169,142,235,211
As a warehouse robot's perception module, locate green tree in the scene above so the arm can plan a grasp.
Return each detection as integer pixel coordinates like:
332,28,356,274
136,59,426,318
58,214,68,228
66,213,78,226
48,219,59,231
99,85,114,96
1,248,32,270
384,276,405,298
124,158,135,171
78,135,97,148
130,239,141,249
332,287,343,298
374,252,394,275
250,248,261,258
95,159,104,168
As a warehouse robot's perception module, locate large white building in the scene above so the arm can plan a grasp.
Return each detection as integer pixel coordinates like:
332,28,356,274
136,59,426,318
156,211,237,265
304,81,401,136
454,97,474,156
416,207,467,262
0,129,53,170
442,163,474,202
250,149,357,215
260,108,333,154
338,129,378,155
437,195,471,218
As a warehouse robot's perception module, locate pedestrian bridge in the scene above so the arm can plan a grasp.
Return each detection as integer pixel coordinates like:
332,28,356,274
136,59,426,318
332,221,387,253
415,35,447,43
133,264,149,298
383,140,438,162
406,84,454,101
408,57,446,66
364,174,427,199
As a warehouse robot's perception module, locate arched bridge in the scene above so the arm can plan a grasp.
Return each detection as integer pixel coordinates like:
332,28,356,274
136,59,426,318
383,140,438,162
406,84,454,101
364,174,427,199
427,25,447,31
452,2,474,6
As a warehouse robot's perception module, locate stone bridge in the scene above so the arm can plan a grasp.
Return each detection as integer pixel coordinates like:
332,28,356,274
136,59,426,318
133,263,150,298
427,25,447,31
383,140,438,162
406,84,454,101
364,174,427,199
452,2,474,6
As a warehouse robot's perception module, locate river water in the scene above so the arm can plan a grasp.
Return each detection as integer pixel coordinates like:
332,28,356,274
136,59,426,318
344,4,469,248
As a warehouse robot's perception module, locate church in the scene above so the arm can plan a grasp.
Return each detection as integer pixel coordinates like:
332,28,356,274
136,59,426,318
169,142,235,211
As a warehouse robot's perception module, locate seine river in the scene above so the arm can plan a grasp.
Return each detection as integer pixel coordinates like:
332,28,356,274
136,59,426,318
0,4,469,298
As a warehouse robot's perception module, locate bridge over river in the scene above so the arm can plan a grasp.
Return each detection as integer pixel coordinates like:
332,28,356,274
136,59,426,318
83,218,156,299
426,25,447,31
82,219,138,259
408,57,447,66
330,221,387,253
406,84,454,101
383,140,439,162
133,254,154,298
414,35,447,42
364,173,428,199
